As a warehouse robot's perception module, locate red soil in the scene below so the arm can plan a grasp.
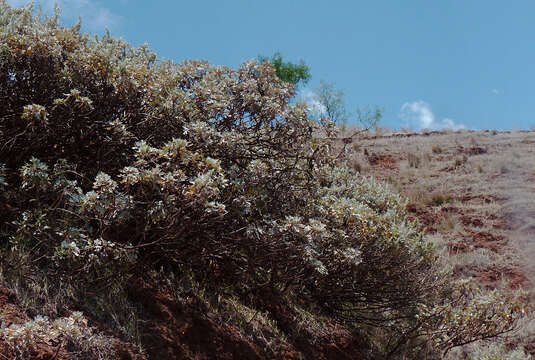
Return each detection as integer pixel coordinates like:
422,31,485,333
467,230,507,253
128,278,266,360
406,198,528,292
127,279,369,360
473,266,530,290
460,215,484,227
458,194,498,204
0,287,71,360
464,146,488,156
406,203,441,234
0,286,143,360
367,153,398,169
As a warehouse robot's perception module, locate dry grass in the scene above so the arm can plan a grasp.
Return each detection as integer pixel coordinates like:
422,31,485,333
348,129,535,357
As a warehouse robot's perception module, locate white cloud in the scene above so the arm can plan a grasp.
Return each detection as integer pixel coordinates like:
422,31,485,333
6,0,122,32
299,88,326,117
441,118,465,130
399,100,466,131
492,88,499,95
400,100,434,128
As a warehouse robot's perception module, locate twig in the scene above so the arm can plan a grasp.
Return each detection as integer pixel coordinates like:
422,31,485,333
50,339,64,360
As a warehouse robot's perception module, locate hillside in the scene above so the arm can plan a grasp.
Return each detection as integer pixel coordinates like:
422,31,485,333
351,129,535,357
0,3,531,359
2,128,534,359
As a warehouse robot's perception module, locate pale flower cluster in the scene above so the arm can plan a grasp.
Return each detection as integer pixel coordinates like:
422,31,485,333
53,89,94,112
20,157,50,189
21,104,48,125
0,312,116,359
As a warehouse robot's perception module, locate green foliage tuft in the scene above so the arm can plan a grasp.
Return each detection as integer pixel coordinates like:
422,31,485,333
258,51,311,87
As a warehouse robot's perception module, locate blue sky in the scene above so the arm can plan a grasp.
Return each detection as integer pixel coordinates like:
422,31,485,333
7,1,535,130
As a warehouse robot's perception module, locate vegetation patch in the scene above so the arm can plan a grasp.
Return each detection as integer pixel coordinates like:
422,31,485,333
0,3,530,359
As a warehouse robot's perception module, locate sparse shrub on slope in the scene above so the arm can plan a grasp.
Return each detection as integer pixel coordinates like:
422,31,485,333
468,343,532,360
0,312,127,360
0,2,529,359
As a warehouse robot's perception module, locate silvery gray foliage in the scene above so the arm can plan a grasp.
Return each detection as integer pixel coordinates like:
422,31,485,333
0,311,123,359
0,163,7,190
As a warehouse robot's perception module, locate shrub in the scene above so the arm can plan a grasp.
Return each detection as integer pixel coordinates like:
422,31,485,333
468,343,532,360
454,155,468,168
0,312,122,360
0,2,528,358
425,192,452,207
407,152,421,168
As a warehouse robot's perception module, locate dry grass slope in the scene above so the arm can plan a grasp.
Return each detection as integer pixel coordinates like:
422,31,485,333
349,129,535,358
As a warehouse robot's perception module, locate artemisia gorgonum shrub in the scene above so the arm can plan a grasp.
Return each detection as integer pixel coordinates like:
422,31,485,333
0,2,528,357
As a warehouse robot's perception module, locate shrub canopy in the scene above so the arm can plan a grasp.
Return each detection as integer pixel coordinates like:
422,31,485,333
0,2,528,358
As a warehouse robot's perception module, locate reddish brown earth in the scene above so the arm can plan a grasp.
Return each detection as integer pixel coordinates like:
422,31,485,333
0,286,144,360
406,203,442,234
249,286,369,360
0,287,72,360
408,189,530,291
128,279,369,360
1,279,370,360
128,279,267,360
366,153,397,169
414,200,531,291
4,130,535,359
354,129,535,355
364,153,400,179
473,266,529,290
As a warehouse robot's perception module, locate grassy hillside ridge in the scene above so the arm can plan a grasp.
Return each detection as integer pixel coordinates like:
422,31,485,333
0,3,530,359
347,128,535,357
